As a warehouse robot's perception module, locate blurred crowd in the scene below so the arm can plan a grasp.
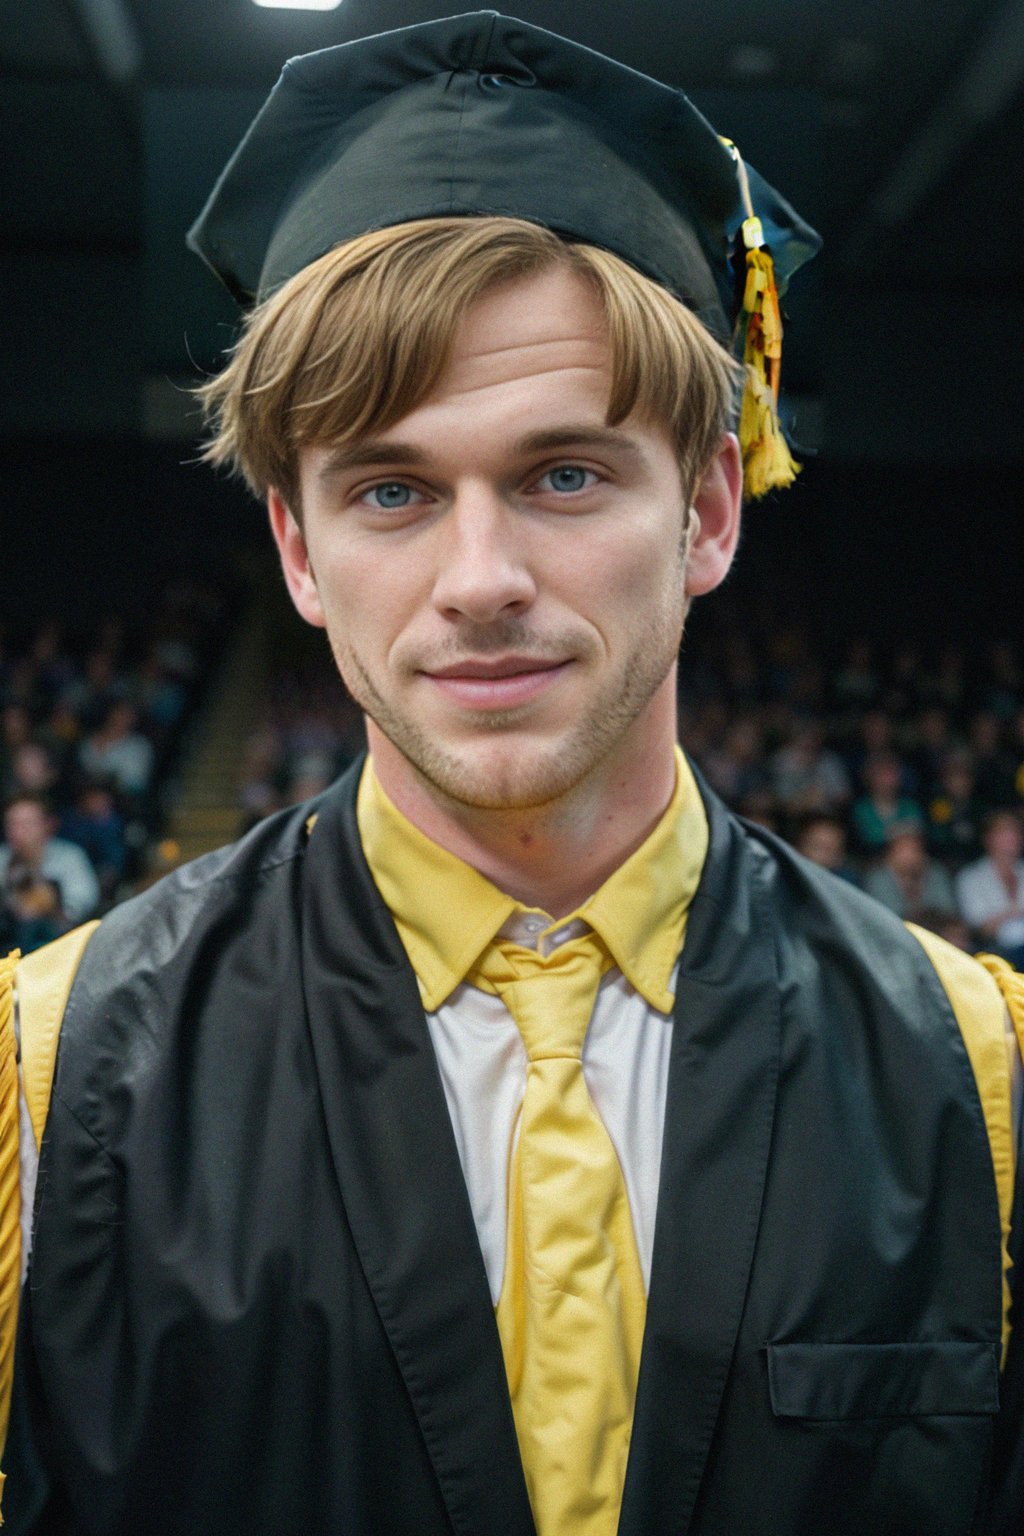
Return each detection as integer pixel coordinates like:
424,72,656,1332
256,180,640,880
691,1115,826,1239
681,603,1024,965
1,584,224,953
240,604,1024,969
238,663,365,826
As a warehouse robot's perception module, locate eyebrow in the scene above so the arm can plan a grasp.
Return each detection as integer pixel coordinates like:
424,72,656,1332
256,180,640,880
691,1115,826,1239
315,424,647,483
514,426,646,464
316,441,425,482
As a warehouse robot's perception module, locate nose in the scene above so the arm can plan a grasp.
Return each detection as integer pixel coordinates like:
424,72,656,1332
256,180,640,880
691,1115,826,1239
430,485,537,623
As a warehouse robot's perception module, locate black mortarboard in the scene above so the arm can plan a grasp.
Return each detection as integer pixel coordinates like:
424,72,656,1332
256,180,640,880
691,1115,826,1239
188,11,821,496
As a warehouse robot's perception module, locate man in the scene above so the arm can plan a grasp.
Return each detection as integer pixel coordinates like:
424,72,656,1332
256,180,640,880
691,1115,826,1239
2,14,1022,1536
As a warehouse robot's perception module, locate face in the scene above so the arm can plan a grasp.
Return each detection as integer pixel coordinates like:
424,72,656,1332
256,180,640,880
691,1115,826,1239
799,822,844,870
271,265,740,813
887,831,924,876
985,815,1022,862
4,801,48,860
865,756,900,797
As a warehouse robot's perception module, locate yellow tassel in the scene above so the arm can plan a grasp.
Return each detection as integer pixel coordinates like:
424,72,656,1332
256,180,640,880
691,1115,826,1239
736,216,800,499
739,365,799,499
974,952,1024,1063
721,139,802,501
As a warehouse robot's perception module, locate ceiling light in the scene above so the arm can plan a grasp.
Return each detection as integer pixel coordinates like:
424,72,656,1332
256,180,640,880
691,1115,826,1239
253,0,344,9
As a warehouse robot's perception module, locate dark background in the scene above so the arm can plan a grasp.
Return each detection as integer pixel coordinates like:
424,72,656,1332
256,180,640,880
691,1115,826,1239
2,0,1021,637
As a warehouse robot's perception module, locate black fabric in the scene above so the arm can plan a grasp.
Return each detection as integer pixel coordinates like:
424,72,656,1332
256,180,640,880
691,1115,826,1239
6,759,1019,1535
187,11,820,323
766,1342,1000,1420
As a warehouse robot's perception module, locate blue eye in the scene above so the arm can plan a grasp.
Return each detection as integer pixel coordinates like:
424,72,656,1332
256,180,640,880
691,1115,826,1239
361,482,420,509
538,466,596,494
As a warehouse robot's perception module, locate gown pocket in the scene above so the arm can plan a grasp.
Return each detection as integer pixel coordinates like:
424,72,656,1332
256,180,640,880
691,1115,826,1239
766,1339,1000,1420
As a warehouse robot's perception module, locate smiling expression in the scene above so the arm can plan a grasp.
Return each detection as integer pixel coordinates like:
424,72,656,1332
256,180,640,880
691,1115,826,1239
270,265,737,813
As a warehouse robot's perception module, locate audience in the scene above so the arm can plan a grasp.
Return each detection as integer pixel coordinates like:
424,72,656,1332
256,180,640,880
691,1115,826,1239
0,585,221,948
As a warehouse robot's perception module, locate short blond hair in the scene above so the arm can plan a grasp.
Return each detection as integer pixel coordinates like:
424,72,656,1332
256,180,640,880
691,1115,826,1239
198,216,738,509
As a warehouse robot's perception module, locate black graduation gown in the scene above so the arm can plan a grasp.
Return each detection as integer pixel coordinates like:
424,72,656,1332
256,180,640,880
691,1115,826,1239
6,759,1022,1534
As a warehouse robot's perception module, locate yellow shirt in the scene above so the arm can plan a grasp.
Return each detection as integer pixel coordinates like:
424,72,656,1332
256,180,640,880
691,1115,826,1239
357,746,710,1298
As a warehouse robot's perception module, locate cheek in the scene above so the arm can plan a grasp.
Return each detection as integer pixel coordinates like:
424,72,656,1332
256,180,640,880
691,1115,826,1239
314,550,420,662
595,530,686,616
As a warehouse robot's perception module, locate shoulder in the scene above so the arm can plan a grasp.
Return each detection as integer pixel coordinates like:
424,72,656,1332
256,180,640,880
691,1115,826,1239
72,792,325,981
17,792,339,1128
903,926,1012,1066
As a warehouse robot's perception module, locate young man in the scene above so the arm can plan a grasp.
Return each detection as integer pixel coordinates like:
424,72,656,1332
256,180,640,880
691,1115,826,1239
2,14,1022,1536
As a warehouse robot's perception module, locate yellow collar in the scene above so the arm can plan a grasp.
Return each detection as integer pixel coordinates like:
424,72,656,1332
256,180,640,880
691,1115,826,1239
357,746,709,1013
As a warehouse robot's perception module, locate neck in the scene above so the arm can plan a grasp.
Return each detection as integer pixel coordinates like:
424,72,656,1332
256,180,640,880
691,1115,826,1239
367,686,679,919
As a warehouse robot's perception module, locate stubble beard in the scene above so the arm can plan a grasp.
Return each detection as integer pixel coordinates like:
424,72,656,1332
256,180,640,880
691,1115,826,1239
329,589,690,813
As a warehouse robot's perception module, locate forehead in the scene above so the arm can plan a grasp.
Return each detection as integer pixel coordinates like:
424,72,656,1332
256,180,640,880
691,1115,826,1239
426,265,611,409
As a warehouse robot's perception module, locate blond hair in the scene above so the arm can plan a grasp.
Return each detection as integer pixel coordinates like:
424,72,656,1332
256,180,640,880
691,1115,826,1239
198,216,738,509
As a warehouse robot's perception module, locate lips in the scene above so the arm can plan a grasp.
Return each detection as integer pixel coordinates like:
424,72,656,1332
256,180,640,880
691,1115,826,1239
421,655,571,709
425,655,566,681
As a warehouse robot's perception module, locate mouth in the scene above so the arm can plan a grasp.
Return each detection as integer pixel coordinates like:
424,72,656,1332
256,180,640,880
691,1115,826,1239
421,655,572,709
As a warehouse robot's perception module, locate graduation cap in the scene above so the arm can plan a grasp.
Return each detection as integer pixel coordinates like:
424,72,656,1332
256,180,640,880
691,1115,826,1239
188,11,820,498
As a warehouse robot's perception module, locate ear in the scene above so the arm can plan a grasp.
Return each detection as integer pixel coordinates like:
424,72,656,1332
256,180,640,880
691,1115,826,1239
267,489,326,629
684,433,743,598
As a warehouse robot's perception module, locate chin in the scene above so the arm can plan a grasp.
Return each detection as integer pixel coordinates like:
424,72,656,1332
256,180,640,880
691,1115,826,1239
416,745,566,810
409,726,629,812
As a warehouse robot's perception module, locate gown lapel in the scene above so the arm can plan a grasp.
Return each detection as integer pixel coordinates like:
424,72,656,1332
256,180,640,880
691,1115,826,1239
299,761,534,1536
619,781,783,1536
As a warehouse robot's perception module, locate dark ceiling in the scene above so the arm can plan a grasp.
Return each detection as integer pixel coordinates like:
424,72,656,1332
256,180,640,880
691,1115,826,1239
2,0,1022,461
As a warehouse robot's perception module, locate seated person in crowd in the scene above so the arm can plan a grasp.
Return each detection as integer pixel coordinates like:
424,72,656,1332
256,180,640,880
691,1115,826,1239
956,809,1024,968
863,821,957,925
59,778,127,903
78,700,154,802
0,792,100,941
794,812,860,885
770,720,851,815
927,749,986,869
851,749,923,855
0,866,64,957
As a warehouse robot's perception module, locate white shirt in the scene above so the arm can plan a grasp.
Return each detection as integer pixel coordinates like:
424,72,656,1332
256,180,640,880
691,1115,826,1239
425,909,677,1302
956,856,1024,952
